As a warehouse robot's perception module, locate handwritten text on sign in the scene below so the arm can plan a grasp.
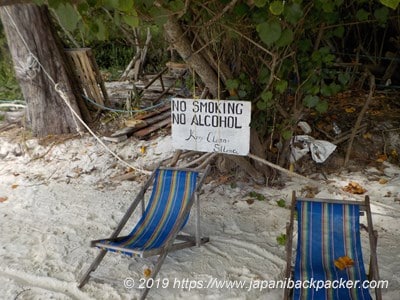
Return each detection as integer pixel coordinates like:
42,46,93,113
171,98,251,155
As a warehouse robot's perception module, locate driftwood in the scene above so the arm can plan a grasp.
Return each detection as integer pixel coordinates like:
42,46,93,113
120,27,152,81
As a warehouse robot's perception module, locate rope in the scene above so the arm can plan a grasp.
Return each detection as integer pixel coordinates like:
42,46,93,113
55,85,151,175
0,103,26,109
3,7,151,175
14,52,40,80
0,100,26,104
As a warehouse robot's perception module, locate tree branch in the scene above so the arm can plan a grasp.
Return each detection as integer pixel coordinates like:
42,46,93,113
344,71,375,167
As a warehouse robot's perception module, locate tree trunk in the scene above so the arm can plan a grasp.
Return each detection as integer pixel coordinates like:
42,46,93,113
163,17,220,98
0,4,90,137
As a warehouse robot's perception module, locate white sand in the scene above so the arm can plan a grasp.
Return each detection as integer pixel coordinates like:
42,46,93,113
0,133,399,299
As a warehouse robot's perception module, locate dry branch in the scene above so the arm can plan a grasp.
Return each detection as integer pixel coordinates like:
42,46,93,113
344,72,375,167
248,153,321,186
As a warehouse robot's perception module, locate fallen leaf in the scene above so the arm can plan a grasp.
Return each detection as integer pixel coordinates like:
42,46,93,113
362,132,372,139
143,268,152,278
343,181,366,194
334,256,354,270
246,199,255,205
140,146,147,154
376,154,387,163
379,178,388,184
0,197,8,203
345,107,356,113
11,184,18,189
125,119,146,127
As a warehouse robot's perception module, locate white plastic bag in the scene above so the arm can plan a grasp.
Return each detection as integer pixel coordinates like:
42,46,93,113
290,135,337,163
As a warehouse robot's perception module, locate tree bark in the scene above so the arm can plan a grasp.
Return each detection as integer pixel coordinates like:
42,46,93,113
0,4,90,137
163,16,220,98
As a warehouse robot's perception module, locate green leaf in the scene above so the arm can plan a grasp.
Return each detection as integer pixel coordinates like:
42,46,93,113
261,90,273,102
118,0,134,12
316,99,329,113
303,95,319,108
277,233,286,246
276,199,286,207
238,90,247,98
257,21,282,46
55,3,81,32
322,1,335,13
275,80,288,94
282,130,292,140
248,191,265,201
320,84,332,97
169,0,185,12
77,2,89,14
258,67,270,83
333,26,344,38
269,1,284,15
233,3,250,17
284,3,303,25
338,72,350,85
380,0,400,9
226,79,239,90
123,14,139,27
374,7,389,23
257,100,268,110
356,9,369,21
47,0,63,8
329,82,341,94
95,19,107,40
275,28,294,47
103,0,119,8
254,0,268,8
149,6,168,26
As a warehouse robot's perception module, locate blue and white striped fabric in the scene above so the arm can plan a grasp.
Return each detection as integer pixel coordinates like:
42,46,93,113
100,169,198,256
293,200,371,300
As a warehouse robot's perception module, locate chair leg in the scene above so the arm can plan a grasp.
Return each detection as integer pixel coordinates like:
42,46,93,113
78,249,108,288
283,191,296,300
140,251,168,300
195,192,201,247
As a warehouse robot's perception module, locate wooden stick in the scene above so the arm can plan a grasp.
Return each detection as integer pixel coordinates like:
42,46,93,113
248,153,321,186
344,72,375,166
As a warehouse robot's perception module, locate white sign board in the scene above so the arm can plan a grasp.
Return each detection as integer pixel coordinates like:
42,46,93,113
171,98,251,156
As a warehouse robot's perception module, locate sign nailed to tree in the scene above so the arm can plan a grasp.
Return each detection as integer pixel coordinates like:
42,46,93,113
171,98,251,156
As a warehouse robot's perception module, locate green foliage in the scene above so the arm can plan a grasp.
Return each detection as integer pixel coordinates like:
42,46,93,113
276,199,286,208
0,26,22,100
55,3,81,32
248,191,265,201
257,21,282,46
380,0,400,9
92,41,134,70
276,233,286,246
38,0,140,44
269,1,284,16
31,0,398,161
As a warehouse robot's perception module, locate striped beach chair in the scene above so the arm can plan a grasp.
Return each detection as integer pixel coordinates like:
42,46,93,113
78,166,210,299
284,192,382,300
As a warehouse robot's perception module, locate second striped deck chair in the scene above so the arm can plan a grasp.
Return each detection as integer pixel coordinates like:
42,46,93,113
78,166,210,299
284,192,382,300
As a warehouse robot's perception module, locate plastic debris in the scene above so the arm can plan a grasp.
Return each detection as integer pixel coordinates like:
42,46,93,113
298,121,312,134
332,122,342,135
290,135,337,163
